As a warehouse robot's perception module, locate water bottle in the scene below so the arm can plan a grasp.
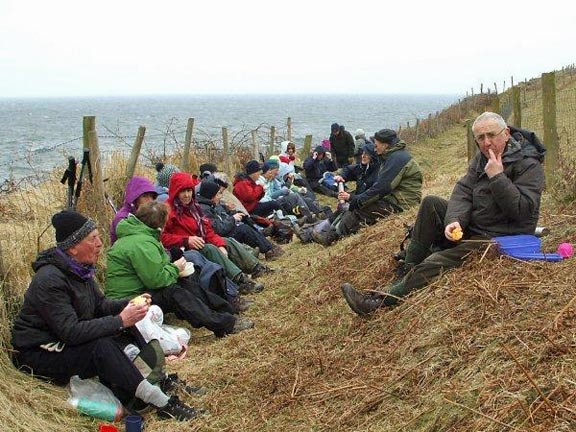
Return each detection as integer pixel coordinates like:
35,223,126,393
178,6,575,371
69,397,124,422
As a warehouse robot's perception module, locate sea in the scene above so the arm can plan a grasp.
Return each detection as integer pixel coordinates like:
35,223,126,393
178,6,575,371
0,94,458,184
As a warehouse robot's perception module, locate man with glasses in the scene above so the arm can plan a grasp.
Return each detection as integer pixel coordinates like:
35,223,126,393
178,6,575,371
341,111,546,316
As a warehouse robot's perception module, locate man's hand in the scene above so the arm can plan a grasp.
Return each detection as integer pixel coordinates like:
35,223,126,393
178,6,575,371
232,213,244,222
485,148,504,178
325,151,332,160
338,191,351,201
333,175,345,183
119,302,148,328
173,257,187,272
218,246,228,256
312,152,318,160
187,236,205,250
445,222,463,241
224,200,236,211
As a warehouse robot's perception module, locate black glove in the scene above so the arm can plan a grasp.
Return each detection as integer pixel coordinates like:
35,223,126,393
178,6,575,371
169,246,184,263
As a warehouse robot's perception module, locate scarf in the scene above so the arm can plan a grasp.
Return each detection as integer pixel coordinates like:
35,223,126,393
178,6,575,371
55,248,96,281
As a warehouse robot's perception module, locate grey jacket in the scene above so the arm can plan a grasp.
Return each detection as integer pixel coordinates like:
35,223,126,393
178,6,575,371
445,133,546,237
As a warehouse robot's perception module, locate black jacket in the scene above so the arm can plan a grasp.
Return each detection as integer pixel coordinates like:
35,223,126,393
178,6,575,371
341,160,381,196
329,126,355,163
11,248,127,349
303,156,337,182
196,195,238,237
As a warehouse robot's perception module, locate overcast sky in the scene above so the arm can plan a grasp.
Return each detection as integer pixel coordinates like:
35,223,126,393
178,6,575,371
1,0,574,98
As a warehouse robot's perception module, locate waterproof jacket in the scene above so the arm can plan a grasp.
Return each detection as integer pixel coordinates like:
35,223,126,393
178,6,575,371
329,126,355,163
11,249,127,349
233,173,265,213
352,140,422,211
303,156,337,182
341,160,381,196
111,176,157,244
196,195,238,237
105,215,180,299
445,130,546,237
161,172,226,250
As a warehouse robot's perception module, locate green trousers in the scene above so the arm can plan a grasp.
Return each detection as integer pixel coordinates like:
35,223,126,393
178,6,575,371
382,196,487,306
224,237,259,274
199,243,242,280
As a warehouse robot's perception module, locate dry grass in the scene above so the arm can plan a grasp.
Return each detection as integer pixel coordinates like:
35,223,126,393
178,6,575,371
1,83,576,431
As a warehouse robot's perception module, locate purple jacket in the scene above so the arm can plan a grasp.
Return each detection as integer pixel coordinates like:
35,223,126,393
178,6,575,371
110,176,157,244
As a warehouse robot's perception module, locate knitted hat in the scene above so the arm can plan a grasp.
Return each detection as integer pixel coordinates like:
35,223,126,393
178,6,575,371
245,160,262,175
314,145,326,154
199,163,218,179
156,163,180,188
199,180,221,200
262,161,279,174
372,129,398,145
52,211,97,250
331,123,340,132
355,128,366,138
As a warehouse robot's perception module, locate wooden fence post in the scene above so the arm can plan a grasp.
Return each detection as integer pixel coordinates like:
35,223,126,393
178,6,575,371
491,94,500,115
512,86,522,127
222,127,231,179
542,72,559,178
84,121,109,231
287,117,292,142
126,126,146,179
269,126,276,158
181,118,195,172
83,116,96,150
466,119,477,162
415,119,420,142
302,134,313,159
251,130,259,160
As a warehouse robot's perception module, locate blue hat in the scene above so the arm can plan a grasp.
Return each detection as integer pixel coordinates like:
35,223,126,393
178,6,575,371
331,123,340,132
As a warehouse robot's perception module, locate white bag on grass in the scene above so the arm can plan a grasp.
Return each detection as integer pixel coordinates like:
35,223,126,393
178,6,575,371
135,305,191,356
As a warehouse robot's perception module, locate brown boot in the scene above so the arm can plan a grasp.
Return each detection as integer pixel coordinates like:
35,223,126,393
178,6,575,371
264,245,284,261
341,283,385,316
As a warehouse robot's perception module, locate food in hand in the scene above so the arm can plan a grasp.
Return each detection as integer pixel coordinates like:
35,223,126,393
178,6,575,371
132,295,148,306
452,227,463,241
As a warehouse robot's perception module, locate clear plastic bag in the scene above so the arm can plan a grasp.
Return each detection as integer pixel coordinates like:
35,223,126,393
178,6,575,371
135,305,190,355
67,375,124,422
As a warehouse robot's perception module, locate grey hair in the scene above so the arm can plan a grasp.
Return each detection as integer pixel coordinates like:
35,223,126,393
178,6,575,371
472,112,507,130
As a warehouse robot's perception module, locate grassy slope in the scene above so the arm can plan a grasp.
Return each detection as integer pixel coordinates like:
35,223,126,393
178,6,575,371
1,88,576,431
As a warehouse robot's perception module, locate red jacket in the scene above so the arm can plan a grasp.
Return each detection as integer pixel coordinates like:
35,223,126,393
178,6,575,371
161,172,226,249
233,174,265,213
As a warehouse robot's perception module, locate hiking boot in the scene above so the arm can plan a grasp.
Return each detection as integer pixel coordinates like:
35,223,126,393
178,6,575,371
160,373,208,397
157,395,199,421
341,283,385,316
292,224,313,243
262,225,275,237
229,295,254,313
264,245,284,261
235,273,265,294
231,316,254,334
311,227,339,247
251,263,274,279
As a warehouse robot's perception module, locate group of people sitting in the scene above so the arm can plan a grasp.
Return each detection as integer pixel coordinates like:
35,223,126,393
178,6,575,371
9,112,547,423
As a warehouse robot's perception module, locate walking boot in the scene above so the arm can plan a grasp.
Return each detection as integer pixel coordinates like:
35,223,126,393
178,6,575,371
292,224,314,243
161,373,208,397
234,273,264,294
264,245,284,261
311,227,339,247
231,316,254,334
341,283,386,316
251,263,274,278
157,395,200,421
229,295,254,313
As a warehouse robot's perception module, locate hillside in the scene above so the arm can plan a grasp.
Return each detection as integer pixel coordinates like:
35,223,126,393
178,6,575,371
1,73,576,431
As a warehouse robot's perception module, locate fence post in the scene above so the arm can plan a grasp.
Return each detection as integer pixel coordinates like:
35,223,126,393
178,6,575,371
85,123,109,230
466,119,477,162
222,127,231,179
287,117,292,142
269,126,276,158
302,134,313,159
512,86,522,127
126,126,146,179
83,116,96,150
415,119,420,142
542,72,559,178
491,94,500,114
181,118,195,172
251,130,259,160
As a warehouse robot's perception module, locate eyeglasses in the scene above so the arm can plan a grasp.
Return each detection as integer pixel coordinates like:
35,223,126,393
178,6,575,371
474,127,505,143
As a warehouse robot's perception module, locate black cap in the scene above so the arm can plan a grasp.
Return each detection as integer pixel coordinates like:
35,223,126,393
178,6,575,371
331,123,340,132
199,180,221,200
245,160,262,175
372,129,398,145
52,210,97,250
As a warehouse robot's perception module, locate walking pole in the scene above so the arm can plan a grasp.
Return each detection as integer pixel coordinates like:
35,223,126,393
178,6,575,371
73,149,92,210
60,156,77,210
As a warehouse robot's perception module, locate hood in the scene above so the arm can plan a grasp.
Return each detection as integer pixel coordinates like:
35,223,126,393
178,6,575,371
379,140,407,160
115,214,160,240
122,176,157,210
278,161,295,180
32,248,67,273
167,172,200,207
233,172,252,185
280,140,291,154
196,194,214,207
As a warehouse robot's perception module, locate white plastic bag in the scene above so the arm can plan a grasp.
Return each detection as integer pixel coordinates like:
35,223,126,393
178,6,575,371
67,375,124,421
135,305,190,355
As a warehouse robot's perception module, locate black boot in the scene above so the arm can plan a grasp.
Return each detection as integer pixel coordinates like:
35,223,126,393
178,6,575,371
341,283,386,316
234,273,264,294
311,226,339,246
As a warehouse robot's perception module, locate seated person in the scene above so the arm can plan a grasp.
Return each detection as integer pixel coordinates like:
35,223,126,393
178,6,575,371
303,146,338,197
341,112,546,315
105,201,253,336
278,140,302,170
310,132,422,246
110,175,249,312
161,172,265,293
197,179,284,260
11,210,197,421
233,160,282,218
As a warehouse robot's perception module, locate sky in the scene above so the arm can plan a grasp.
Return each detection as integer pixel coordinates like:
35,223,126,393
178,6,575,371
1,0,575,98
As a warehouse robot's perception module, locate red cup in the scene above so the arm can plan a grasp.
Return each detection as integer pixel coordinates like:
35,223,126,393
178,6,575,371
99,425,119,432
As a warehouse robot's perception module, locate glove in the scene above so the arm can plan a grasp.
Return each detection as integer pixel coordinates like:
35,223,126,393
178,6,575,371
169,246,184,263
348,197,360,211
299,187,307,194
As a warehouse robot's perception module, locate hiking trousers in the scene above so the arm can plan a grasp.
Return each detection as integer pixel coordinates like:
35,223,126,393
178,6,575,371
336,199,396,236
224,237,259,273
198,243,243,280
13,336,144,394
230,223,274,254
380,196,487,306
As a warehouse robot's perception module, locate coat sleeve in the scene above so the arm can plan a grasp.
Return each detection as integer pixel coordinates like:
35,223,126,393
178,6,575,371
203,219,227,247
33,271,123,346
207,206,236,237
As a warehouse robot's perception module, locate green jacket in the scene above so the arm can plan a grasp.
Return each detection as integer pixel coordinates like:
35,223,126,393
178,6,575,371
105,215,179,299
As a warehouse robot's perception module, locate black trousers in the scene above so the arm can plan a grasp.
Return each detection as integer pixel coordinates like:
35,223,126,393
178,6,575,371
13,335,144,395
230,223,273,253
148,279,236,337
308,179,338,198
253,201,281,217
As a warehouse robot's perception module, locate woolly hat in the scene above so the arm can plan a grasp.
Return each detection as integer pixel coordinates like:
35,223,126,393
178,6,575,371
52,210,97,250
355,128,366,138
331,123,340,132
156,163,180,188
361,142,378,161
199,163,218,178
245,160,262,175
199,180,221,200
314,145,326,154
262,160,279,174
372,129,398,145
